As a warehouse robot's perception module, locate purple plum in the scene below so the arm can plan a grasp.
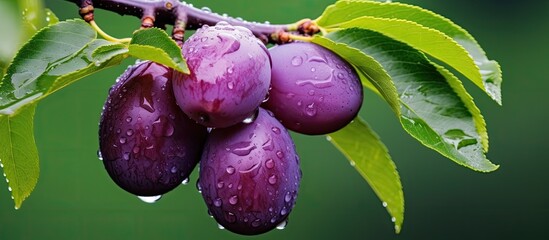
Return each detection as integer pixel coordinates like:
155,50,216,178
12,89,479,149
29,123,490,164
198,108,301,235
173,22,271,128
99,61,207,197
264,42,363,135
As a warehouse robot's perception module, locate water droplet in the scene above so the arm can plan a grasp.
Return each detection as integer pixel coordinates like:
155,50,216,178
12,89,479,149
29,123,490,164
266,159,275,169
268,174,277,184
140,95,155,113
227,82,234,89
276,151,284,159
284,192,292,203
217,181,225,189
227,66,234,74
286,93,295,99
201,6,212,13
297,101,302,106
311,67,316,72
8,186,12,192
196,181,202,193
213,198,223,207
123,152,130,161
126,129,134,136
181,178,189,185
242,110,259,124
337,72,345,79
119,137,127,144
97,150,103,161
137,195,162,203
226,166,235,174
391,217,396,222
271,127,281,135
225,211,237,223
350,161,356,167
280,207,287,215
291,56,303,66
305,103,317,117
382,202,388,208
251,219,261,227
229,195,238,205
217,224,225,230
276,220,288,230
132,146,140,154
261,138,274,151
444,129,478,150
308,90,315,96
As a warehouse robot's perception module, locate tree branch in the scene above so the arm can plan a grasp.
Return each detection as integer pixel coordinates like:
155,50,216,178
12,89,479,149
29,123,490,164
64,0,293,44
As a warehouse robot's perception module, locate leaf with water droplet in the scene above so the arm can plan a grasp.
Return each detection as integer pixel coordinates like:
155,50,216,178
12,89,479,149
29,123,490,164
316,0,502,104
322,29,497,172
0,103,39,209
329,117,404,233
128,28,189,74
0,19,127,115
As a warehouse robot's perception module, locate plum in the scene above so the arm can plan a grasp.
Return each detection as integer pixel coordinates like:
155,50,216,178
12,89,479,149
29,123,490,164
99,61,207,197
198,108,301,235
264,42,363,135
173,22,271,128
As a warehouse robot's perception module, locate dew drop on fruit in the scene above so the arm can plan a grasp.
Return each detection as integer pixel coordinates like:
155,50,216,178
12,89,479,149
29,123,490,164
123,152,130,161
137,195,162,203
251,219,261,228
226,166,236,174
268,174,277,185
271,127,281,135
276,220,288,230
126,129,134,136
97,150,103,161
213,197,223,207
217,224,225,230
196,181,202,193
217,181,225,189
265,159,275,169
201,6,211,13
181,178,190,185
225,211,237,223
291,56,303,66
229,195,238,205
284,192,292,203
280,207,287,216
276,151,284,159
119,137,127,144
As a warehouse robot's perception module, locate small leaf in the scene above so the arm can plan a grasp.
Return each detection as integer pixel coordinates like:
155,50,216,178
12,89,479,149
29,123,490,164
0,103,39,209
316,0,502,104
128,28,189,74
326,28,497,172
0,19,127,115
329,117,404,233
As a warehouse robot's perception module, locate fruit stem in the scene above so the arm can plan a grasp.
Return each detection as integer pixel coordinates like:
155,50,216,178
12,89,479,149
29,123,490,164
64,0,295,44
89,20,131,43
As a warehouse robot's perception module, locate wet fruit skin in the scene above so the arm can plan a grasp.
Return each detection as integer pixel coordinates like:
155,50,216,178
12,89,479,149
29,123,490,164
264,42,363,135
99,61,207,196
199,108,301,235
173,22,272,128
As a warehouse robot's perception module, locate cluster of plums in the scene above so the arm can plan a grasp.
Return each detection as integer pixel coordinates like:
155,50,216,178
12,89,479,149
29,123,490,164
98,22,362,235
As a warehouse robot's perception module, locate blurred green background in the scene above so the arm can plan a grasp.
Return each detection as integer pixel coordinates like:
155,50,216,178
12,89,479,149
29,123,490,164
1,0,548,239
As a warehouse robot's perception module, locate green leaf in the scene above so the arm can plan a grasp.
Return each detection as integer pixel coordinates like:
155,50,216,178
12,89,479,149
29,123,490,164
329,117,404,233
128,28,189,74
316,0,502,105
0,19,126,115
326,28,497,172
0,103,39,209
